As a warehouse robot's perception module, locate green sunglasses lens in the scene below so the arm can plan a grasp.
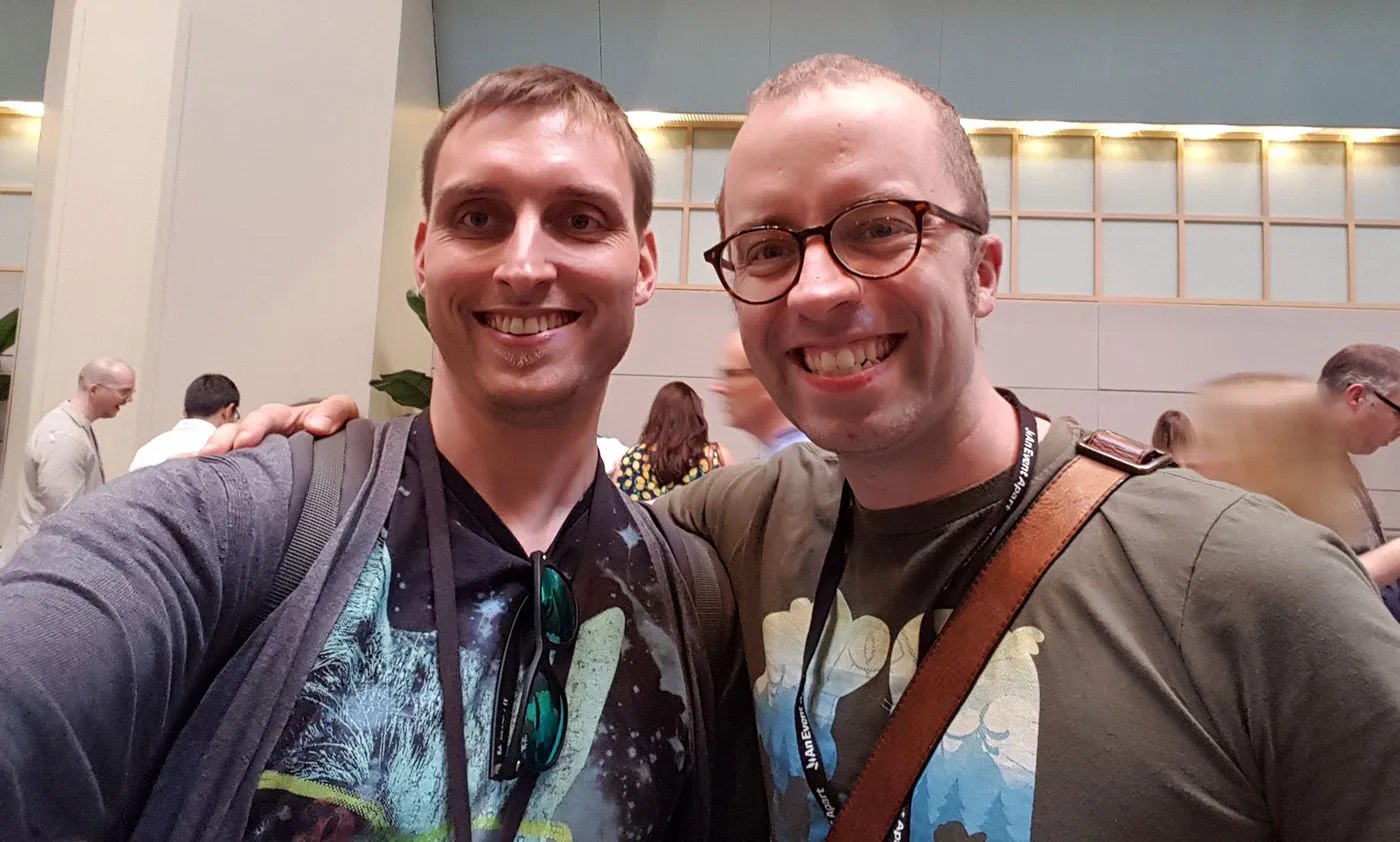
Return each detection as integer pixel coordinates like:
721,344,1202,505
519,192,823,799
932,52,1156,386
540,565,577,647
524,667,568,768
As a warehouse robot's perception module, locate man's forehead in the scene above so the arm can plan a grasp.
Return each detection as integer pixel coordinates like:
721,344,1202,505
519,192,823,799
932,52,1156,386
435,109,630,199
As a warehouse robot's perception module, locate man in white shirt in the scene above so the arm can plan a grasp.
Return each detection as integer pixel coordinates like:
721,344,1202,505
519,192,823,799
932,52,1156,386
0,357,135,564
129,374,240,472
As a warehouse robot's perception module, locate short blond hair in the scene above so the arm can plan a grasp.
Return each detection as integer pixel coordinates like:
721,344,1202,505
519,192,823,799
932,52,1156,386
1192,373,1354,536
721,54,988,234
421,64,655,230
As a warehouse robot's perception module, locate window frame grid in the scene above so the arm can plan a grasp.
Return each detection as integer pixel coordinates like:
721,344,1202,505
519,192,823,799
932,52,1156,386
647,117,1400,309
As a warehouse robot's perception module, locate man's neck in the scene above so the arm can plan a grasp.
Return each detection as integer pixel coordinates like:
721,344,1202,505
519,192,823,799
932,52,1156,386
838,379,1026,511
68,393,98,423
429,382,601,555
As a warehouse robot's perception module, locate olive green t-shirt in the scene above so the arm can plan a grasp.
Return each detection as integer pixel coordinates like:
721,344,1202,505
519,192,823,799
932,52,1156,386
657,418,1400,842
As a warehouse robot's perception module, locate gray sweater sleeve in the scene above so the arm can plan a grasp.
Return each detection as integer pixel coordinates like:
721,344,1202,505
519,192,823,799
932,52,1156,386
0,442,292,839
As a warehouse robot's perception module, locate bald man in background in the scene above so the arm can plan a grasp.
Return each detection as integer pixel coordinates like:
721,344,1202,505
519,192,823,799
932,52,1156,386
712,329,808,458
0,358,135,564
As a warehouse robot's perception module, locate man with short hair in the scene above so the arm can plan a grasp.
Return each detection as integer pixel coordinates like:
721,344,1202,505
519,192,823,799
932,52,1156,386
0,65,761,841
0,357,134,564
128,373,241,471
1317,342,1400,616
712,329,807,458
660,55,1400,840
214,55,1400,840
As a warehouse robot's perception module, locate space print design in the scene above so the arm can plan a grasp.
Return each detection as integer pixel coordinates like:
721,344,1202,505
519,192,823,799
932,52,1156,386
245,538,687,841
757,590,1046,842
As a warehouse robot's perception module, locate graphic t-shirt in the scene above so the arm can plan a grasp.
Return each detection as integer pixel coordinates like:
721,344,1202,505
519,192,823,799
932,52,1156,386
244,418,694,841
658,418,1400,841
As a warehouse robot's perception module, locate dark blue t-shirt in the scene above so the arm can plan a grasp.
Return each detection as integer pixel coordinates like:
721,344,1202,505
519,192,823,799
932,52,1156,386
244,418,693,840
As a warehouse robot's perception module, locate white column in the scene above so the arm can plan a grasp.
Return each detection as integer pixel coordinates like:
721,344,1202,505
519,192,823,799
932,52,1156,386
2,0,407,522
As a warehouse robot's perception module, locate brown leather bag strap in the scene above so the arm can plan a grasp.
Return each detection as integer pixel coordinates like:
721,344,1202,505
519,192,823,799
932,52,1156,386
827,452,1131,842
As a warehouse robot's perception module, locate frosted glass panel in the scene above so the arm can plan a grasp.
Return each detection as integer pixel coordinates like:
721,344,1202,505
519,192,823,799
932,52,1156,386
1184,140,1261,216
691,129,736,207
1101,139,1176,214
637,128,686,202
1269,225,1347,303
0,194,32,266
688,209,722,287
1102,221,1177,297
650,208,683,284
989,217,1010,293
1184,223,1262,300
1356,227,1400,304
1018,136,1093,212
1354,144,1400,221
0,116,41,187
1268,142,1344,219
1017,219,1093,295
971,134,1012,212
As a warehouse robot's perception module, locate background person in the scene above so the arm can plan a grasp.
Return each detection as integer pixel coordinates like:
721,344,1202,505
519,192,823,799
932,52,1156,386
614,381,732,501
0,357,134,564
128,373,241,471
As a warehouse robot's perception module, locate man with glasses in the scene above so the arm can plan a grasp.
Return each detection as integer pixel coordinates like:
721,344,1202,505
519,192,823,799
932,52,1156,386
214,55,1400,840
128,373,241,471
0,65,762,841
1319,343,1400,618
0,356,134,564
670,55,1400,840
713,329,808,458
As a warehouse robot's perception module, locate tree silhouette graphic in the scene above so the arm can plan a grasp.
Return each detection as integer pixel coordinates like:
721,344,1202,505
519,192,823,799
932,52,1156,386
936,780,966,827
980,793,1013,842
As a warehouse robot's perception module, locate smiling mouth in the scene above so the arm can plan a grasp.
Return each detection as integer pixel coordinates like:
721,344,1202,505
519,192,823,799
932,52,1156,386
798,336,900,376
476,311,580,336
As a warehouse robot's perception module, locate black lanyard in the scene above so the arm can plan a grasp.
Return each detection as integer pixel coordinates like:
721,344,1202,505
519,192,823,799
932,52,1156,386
793,392,1039,841
416,420,475,842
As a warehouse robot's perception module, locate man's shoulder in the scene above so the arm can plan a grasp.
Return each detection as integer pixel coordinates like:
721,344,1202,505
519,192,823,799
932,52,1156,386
664,440,839,516
1088,462,1371,607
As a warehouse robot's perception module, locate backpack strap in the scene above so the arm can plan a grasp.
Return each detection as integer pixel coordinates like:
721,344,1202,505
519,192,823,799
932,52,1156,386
641,502,734,679
248,418,376,630
829,431,1165,842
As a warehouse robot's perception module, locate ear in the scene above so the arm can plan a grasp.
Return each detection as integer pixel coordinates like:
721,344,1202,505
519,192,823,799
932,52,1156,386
971,233,1004,319
634,227,659,307
413,220,429,294
1345,382,1369,407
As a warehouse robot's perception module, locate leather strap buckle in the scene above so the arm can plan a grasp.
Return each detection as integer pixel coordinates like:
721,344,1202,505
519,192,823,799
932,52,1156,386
1076,429,1174,475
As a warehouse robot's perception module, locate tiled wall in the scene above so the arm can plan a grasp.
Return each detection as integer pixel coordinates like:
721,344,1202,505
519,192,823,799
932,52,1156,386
607,289,1400,534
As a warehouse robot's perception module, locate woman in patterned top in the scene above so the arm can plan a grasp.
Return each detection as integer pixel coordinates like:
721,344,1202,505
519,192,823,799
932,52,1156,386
614,381,733,502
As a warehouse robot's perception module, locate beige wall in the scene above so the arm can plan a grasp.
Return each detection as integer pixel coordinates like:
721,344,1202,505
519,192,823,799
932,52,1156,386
1,0,405,524
613,289,1400,531
370,0,437,421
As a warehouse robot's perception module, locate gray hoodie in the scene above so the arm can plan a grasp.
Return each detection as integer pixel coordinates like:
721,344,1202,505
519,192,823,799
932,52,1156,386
0,419,765,840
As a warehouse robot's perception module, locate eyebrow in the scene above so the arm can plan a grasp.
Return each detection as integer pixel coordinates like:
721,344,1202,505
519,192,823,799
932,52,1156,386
432,181,627,218
728,189,922,232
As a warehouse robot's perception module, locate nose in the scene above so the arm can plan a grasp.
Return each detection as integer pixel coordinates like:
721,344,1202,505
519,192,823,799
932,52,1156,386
784,237,862,319
493,213,558,291
711,380,729,396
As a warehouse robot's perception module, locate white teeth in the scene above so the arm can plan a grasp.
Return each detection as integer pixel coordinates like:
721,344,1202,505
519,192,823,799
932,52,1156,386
486,313,574,336
802,337,895,375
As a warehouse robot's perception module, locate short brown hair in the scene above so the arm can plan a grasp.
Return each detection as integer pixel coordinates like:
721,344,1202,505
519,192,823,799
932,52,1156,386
1319,343,1400,396
726,54,989,234
421,64,655,230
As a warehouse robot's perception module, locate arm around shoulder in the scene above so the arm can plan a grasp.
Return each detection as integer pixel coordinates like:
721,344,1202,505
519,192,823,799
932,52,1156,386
0,445,290,837
1180,493,1400,840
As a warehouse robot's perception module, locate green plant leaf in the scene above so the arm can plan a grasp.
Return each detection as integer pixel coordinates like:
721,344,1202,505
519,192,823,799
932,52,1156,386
369,369,432,410
406,290,428,331
0,373,10,403
0,308,18,355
